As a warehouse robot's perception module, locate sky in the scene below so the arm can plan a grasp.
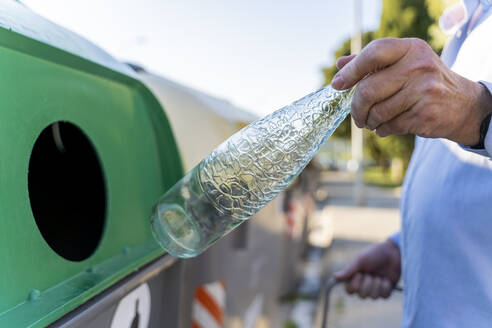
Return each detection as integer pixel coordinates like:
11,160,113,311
23,0,382,115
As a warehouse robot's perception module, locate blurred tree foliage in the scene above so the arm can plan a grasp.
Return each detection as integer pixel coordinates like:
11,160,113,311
323,0,455,168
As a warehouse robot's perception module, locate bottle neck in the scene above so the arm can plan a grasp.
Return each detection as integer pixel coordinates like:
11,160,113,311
317,84,355,118
322,84,355,102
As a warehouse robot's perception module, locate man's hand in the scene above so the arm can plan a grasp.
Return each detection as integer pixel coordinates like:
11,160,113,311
332,38,492,146
334,239,401,299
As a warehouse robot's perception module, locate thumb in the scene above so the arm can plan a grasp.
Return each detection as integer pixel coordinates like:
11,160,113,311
333,258,362,281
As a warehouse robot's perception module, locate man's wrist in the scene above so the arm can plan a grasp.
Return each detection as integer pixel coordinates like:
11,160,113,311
384,238,401,259
471,112,492,149
467,82,492,146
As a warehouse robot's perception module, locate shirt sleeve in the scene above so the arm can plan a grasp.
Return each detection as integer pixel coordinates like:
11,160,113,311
460,81,492,158
388,231,401,249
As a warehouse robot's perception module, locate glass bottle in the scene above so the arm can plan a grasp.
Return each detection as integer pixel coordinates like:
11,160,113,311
151,85,355,257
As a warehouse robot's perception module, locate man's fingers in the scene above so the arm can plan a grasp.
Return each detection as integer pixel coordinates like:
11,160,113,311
346,273,363,294
370,276,382,299
359,275,373,299
375,108,418,137
380,279,392,299
365,84,420,130
350,66,409,128
334,257,363,281
332,38,411,90
347,274,394,299
336,54,357,70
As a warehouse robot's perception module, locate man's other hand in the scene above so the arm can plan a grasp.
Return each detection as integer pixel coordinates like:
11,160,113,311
334,239,401,299
332,38,492,146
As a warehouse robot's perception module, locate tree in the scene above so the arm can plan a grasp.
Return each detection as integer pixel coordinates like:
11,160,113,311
323,0,452,168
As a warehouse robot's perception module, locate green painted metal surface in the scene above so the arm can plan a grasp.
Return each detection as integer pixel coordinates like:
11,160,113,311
0,26,183,327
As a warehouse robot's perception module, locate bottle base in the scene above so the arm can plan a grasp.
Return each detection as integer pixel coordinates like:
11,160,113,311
150,204,202,258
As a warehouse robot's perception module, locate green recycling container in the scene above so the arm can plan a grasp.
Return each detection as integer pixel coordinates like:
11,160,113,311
0,2,183,327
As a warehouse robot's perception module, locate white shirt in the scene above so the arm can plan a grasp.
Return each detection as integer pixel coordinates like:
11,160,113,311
390,1,492,326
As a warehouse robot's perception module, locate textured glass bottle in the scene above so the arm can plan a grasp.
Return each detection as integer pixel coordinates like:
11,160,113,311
151,85,354,257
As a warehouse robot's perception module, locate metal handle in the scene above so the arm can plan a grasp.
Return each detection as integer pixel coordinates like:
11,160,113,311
320,278,340,328
320,277,403,328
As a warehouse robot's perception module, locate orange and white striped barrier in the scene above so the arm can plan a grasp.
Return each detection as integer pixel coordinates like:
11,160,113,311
192,280,226,328
284,201,297,239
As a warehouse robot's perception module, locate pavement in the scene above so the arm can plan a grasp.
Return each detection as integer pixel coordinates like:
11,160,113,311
287,170,403,328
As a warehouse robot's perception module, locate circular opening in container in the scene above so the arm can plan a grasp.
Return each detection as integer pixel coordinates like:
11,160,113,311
28,122,107,262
